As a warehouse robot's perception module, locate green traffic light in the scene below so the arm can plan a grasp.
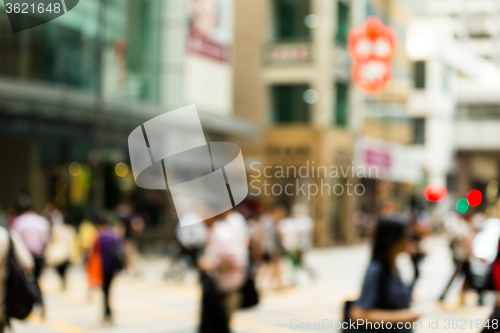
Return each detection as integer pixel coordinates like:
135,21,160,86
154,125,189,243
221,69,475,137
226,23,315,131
456,198,469,214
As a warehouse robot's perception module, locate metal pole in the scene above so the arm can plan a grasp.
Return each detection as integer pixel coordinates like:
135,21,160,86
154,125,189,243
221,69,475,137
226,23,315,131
92,0,107,211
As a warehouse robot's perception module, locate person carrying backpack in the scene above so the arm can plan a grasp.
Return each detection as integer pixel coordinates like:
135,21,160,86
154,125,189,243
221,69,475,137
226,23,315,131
0,226,34,332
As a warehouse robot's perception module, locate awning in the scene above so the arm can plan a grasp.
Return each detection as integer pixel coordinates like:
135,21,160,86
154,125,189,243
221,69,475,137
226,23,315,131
0,77,256,137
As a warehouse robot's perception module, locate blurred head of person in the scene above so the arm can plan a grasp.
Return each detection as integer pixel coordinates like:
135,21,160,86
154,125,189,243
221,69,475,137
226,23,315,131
271,204,289,222
16,194,33,215
379,199,398,216
292,203,309,217
462,212,473,223
203,215,222,229
372,218,409,270
93,211,110,230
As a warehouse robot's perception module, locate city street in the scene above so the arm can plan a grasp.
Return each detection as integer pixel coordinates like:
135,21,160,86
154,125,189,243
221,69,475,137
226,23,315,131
13,237,492,333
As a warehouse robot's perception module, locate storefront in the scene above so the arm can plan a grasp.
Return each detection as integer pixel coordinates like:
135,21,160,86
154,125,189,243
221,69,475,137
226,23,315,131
354,136,422,233
247,126,355,246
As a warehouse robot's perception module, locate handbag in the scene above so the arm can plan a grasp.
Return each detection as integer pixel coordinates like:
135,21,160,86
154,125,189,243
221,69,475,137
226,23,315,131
87,238,103,288
45,241,68,267
342,267,389,332
6,235,37,323
240,277,259,309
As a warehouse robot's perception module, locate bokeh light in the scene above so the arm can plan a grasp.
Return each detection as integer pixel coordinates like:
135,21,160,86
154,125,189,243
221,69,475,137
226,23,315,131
69,162,82,177
424,184,447,202
456,198,469,214
115,162,129,178
467,189,482,207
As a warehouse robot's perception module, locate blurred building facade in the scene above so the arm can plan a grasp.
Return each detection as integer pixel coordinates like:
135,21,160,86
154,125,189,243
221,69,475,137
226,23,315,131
233,0,425,246
0,0,254,242
406,0,500,216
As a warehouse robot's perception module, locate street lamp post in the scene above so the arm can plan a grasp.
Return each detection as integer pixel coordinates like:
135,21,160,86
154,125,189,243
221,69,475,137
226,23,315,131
92,0,108,211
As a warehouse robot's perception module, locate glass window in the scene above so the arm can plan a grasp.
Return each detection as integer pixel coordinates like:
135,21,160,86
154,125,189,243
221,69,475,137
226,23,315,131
273,0,311,42
0,0,161,104
413,118,425,145
414,61,426,89
335,82,348,127
336,2,350,46
271,84,310,124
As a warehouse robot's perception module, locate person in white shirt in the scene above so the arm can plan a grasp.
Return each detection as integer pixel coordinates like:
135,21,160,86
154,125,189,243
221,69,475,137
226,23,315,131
176,211,207,264
292,204,316,281
0,226,33,331
11,195,50,317
225,210,250,246
438,212,476,304
198,212,248,325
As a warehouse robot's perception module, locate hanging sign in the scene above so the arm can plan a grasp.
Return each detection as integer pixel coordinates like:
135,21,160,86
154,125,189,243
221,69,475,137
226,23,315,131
348,17,397,94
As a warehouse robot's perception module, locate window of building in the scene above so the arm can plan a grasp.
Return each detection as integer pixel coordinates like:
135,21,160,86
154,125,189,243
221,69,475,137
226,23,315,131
335,82,348,127
413,118,425,145
0,0,161,104
271,84,310,124
414,61,426,89
273,0,311,42
336,2,350,46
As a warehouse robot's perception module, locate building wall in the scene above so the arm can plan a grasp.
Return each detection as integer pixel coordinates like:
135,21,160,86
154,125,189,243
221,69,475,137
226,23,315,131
363,119,414,145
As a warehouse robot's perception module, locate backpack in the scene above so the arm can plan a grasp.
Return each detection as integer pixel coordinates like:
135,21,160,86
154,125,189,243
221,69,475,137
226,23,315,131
6,235,37,322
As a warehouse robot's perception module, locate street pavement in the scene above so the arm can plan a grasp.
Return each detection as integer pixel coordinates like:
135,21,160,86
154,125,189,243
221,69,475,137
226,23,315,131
12,236,493,333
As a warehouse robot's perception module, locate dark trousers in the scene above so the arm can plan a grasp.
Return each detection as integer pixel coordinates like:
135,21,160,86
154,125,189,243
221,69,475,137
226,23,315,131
33,256,45,305
439,260,474,301
56,260,70,290
102,272,115,317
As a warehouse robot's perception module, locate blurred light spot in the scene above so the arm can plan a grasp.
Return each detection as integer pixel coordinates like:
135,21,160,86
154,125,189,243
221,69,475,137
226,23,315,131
304,15,320,28
467,189,482,207
487,180,498,200
69,162,82,177
456,198,469,214
303,89,319,104
424,184,447,202
115,162,129,178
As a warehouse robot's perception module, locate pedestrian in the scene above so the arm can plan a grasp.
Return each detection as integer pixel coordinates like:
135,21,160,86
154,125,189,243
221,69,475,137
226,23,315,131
480,236,500,333
115,203,144,276
0,225,34,332
292,204,316,281
10,194,50,318
198,210,248,331
176,211,207,265
438,212,476,305
259,205,287,290
45,214,76,291
277,212,300,286
346,218,419,332
407,211,430,288
88,212,125,324
164,211,207,280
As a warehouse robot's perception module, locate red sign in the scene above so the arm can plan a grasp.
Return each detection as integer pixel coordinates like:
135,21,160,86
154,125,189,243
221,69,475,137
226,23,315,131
348,17,397,94
364,149,391,170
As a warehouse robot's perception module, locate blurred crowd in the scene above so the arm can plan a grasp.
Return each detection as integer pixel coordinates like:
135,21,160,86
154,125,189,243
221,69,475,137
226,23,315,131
5,193,500,333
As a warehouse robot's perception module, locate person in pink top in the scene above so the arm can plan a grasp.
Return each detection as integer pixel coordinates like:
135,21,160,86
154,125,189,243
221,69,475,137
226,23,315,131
10,195,50,318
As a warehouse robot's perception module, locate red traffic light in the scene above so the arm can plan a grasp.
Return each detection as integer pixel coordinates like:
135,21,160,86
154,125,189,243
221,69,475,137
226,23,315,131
425,184,447,202
467,189,482,207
